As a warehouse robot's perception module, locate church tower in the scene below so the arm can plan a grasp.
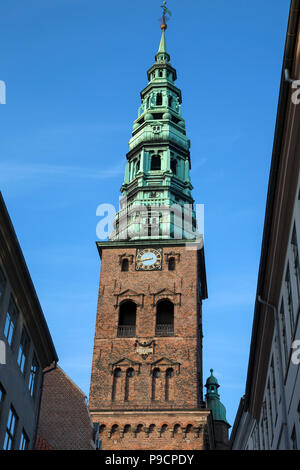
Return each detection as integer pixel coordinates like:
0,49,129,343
89,5,222,450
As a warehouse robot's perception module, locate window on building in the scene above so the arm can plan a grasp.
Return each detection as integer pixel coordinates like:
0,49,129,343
280,301,289,369
251,424,260,450
286,265,295,336
28,353,39,398
17,328,30,375
124,368,134,402
121,259,129,272
262,401,269,449
185,424,193,437
156,93,162,105
168,96,173,108
123,424,131,435
0,265,6,300
270,357,278,421
3,406,18,450
118,301,136,337
291,426,298,450
0,383,6,420
260,419,265,450
4,298,18,347
151,154,161,171
291,224,300,300
171,158,177,175
19,430,29,450
165,368,174,401
112,369,121,402
155,300,174,336
160,424,168,436
99,424,106,436
168,257,176,271
152,368,161,401
148,424,155,435
267,380,274,442
110,424,118,437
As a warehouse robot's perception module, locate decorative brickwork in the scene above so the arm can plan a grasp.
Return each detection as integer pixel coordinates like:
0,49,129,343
90,410,213,450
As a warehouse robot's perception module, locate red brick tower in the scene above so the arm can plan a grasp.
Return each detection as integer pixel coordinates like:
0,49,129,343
89,6,216,450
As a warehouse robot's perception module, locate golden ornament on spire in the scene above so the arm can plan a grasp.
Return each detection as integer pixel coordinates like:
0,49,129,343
160,1,172,30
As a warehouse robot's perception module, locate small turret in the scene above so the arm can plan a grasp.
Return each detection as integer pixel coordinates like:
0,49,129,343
205,369,230,449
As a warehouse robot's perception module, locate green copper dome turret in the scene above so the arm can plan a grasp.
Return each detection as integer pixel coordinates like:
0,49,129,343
205,369,230,426
109,10,199,242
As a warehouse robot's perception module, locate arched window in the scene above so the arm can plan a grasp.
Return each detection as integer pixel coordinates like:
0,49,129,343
110,424,119,437
156,93,162,105
168,257,176,271
168,96,173,108
155,300,174,336
135,424,143,437
159,70,163,78
123,424,131,437
121,258,129,272
118,301,136,337
112,368,121,401
124,368,134,401
148,424,155,435
171,158,177,175
173,424,180,435
165,368,174,401
160,424,168,437
185,424,193,436
151,154,161,171
152,368,161,401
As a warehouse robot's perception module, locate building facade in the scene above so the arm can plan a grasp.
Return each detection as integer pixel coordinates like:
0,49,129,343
89,13,229,450
0,193,58,450
230,0,300,450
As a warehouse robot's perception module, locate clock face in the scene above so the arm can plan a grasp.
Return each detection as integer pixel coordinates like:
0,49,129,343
135,248,162,271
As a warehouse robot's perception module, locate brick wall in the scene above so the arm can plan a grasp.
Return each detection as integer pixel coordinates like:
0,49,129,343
89,243,213,449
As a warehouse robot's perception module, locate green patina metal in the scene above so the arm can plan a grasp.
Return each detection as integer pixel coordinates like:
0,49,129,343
205,369,230,425
110,20,199,242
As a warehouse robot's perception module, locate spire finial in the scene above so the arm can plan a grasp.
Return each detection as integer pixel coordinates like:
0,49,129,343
210,368,214,374
160,1,172,31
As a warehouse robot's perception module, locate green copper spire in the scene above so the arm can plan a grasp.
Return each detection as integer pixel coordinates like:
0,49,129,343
158,28,167,53
156,27,170,63
109,5,199,242
205,370,230,426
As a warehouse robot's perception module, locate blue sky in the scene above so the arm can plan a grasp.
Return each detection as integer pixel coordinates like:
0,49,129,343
0,0,291,430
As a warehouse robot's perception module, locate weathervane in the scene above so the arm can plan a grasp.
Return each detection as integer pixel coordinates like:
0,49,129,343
160,1,172,30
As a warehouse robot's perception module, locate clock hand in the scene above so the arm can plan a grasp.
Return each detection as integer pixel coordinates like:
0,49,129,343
141,257,154,262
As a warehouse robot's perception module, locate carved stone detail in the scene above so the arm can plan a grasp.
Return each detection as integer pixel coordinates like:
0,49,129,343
150,287,181,306
134,340,155,359
114,288,145,308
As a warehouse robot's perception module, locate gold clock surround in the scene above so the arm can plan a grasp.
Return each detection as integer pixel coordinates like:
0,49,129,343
135,248,163,271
